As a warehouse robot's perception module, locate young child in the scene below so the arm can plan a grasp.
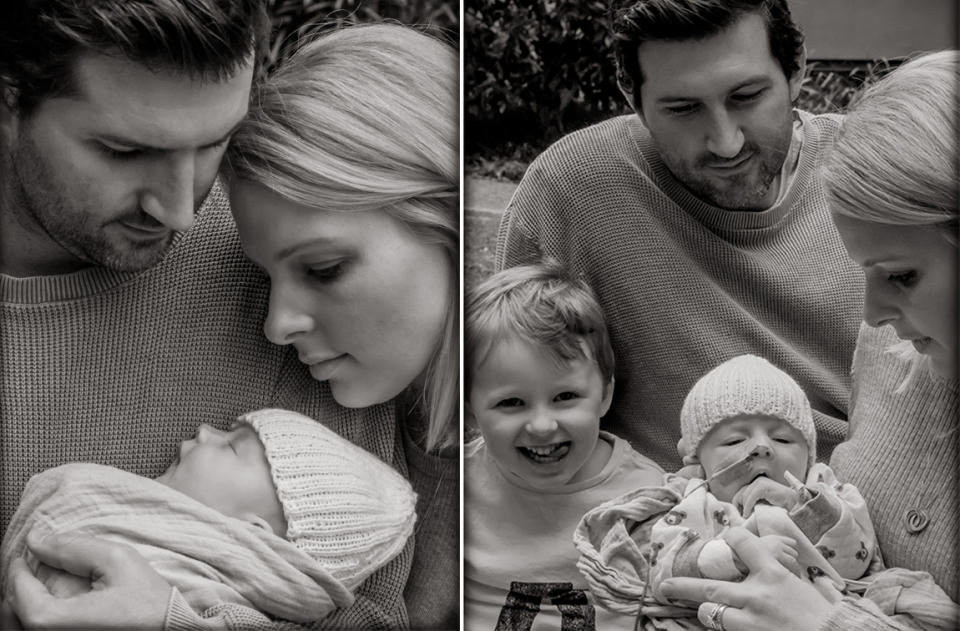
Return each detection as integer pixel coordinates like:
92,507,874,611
464,261,664,631
1,409,416,624
575,354,882,627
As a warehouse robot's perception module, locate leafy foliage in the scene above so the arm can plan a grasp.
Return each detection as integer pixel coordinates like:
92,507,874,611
264,0,458,73
465,0,629,160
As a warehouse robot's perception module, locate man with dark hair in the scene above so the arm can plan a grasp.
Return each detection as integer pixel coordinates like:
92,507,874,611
496,0,864,469
0,2,413,628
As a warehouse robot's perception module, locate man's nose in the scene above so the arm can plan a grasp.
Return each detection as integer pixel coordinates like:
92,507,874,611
140,153,197,232
705,110,745,159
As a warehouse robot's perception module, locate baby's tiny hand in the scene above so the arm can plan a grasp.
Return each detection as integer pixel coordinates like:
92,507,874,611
733,477,799,517
733,535,799,577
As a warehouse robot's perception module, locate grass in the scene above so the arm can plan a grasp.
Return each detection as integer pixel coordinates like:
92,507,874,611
464,210,501,291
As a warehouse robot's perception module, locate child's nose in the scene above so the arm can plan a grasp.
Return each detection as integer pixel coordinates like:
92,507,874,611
525,410,558,435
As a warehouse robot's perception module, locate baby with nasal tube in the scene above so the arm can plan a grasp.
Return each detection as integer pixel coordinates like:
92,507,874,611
576,355,880,627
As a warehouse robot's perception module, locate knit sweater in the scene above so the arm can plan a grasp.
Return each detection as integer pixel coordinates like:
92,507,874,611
497,112,865,470
0,182,453,630
402,423,459,630
827,323,959,629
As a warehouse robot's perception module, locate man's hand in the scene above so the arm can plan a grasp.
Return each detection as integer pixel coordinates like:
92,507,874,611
6,532,171,630
732,477,799,517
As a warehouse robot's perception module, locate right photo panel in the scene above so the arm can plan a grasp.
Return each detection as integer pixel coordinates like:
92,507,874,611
463,1,959,629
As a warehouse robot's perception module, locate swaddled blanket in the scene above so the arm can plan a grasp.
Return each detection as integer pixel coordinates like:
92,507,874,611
0,463,354,623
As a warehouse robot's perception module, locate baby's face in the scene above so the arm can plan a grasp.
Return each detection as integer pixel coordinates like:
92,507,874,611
698,415,808,503
156,423,286,535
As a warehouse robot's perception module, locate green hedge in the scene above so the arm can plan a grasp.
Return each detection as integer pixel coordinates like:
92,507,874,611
265,0,458,72
466,0,628,161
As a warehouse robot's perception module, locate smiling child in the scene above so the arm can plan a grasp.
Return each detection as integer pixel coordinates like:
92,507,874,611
464,261,664,630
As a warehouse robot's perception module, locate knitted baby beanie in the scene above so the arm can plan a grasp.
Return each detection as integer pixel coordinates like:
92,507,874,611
679,354,817,467
237,408,417,591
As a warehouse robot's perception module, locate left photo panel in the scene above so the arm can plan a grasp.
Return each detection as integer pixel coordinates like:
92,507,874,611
0,2,460,630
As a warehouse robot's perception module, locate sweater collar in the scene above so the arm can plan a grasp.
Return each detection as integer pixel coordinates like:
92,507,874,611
631,110,828,235
1,223,188,305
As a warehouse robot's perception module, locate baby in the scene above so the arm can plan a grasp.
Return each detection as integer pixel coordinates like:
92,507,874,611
1,409,416,623
576,355,881,626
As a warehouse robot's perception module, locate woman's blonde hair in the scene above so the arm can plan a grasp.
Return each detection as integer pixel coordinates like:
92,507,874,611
824,50,959,387
226,23,459,451
824,50,958,243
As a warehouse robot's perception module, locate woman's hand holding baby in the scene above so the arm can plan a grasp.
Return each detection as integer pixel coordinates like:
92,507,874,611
732,477,800,517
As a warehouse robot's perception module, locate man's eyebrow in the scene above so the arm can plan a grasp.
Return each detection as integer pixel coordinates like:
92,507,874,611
97,119,245,152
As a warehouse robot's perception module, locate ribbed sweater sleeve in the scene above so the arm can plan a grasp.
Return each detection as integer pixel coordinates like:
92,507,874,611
497,112,864,469
0,183,415,629
831,323,959,604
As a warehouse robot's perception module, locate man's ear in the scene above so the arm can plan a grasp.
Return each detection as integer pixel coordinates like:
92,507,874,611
600,376,615,417
788,46,808,104
619,82,646,126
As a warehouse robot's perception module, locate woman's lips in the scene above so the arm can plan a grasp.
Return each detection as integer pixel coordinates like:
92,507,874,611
304,355,345,381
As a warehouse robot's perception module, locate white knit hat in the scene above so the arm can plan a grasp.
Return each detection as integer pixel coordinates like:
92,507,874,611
236,408,417,591
679,355,816,467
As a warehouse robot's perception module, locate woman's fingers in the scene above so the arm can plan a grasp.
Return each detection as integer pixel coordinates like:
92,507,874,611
660,575,741,607
721,527,783,573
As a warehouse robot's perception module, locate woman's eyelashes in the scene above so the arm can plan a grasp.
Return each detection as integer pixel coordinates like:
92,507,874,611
304,261,345,283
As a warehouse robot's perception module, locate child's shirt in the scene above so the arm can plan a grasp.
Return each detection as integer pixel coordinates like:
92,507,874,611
465,431,664,631
575,463,881,620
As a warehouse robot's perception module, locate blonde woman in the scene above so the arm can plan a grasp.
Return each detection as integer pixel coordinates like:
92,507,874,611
225,23,458,629
660,50,958,631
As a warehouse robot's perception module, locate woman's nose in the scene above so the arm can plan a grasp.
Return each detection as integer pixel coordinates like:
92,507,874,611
862,281,899,328
263,285,315,345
